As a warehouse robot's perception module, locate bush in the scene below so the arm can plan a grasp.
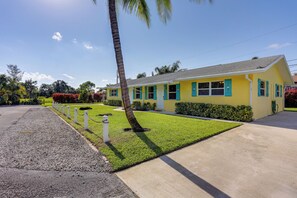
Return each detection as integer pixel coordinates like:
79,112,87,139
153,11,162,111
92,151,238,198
132,101,156,111
285,89,297,107
52,93,79,103
104,100,122,107
175,102,253,122
20,98,42,105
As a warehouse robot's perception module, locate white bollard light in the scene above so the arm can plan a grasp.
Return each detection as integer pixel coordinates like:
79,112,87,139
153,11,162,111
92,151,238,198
84,110,88,130
74,108,78,123
102,115,110,143
67,106,70,119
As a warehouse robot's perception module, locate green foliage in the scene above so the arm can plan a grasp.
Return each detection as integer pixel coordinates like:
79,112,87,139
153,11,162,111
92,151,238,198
132,101,156,111
136,72,146,79
104,100,122,106
52,104,240,171
154,60,181,75
20,98,42,105
175,102,253,122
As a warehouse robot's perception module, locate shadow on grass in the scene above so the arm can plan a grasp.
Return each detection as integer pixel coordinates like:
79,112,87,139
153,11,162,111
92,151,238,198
135,132,163,155
106,142,125,160
160,155,231,198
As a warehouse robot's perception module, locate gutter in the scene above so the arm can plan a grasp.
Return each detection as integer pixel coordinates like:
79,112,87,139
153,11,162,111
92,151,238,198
245,74,253,107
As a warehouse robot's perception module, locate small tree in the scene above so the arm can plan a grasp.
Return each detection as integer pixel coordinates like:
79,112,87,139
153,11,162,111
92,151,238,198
137,72,147,79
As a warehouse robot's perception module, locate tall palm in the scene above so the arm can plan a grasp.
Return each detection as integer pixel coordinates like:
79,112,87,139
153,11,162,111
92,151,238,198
92,0,210,132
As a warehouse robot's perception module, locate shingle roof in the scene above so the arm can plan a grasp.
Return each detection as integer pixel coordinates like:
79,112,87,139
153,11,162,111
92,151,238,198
108,55,284,88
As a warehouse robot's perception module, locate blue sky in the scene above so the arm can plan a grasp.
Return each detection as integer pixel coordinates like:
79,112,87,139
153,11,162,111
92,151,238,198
0,0,297,88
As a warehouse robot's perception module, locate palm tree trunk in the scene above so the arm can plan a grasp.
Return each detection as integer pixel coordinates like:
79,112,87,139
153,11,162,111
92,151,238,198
108,0,144,132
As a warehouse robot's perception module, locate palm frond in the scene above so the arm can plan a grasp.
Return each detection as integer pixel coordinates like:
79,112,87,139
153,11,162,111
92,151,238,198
122,0,151,27
156,0,172,24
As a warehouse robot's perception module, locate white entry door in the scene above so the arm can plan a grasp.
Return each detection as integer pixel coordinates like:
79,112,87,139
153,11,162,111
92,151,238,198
157,84,164,110
129,88,133,104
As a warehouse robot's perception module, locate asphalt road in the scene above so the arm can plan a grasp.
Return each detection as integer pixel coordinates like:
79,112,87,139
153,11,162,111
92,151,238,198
0,106,136,198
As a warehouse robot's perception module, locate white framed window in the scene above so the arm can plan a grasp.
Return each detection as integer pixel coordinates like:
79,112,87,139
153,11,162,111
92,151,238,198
260,80,265,96
148,86,154,99
135,87,141,99
169,85,177,100
198,82,209,96
198,81,224,96
211,81,224,96
111,89,117,96
276,84,280,97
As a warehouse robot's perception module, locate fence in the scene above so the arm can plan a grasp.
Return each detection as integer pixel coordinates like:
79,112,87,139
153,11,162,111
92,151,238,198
52,102,110,143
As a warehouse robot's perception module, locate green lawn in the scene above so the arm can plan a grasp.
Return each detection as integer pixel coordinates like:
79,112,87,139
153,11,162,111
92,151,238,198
284,108,297,112
51,104,240,171
39,97,53,107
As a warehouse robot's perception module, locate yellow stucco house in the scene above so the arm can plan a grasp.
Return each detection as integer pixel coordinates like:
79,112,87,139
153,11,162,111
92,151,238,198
106,55,294,120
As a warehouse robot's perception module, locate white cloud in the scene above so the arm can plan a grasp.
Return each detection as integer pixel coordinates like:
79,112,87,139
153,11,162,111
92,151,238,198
102,79,108,83
52,32,63,42
23,72,55,83
72,38,78,44
267,42,292,49
62,73,75,80
83,42,94,50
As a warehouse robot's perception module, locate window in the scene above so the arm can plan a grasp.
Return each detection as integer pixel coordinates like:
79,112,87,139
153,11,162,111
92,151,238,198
198,82,209,96
111,89,117,97
135,87,141,99
148,86,154,99
259,81,265,96
276,84,280,97
211,81,224,96
169,85,177,99
198,81,224,96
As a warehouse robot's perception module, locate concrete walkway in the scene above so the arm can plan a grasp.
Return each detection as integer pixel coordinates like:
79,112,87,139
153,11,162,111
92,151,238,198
117,112,297,198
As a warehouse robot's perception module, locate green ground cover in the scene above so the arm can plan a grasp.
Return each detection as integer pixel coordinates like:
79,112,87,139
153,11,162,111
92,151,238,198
51,104,240,171
284,108,297,112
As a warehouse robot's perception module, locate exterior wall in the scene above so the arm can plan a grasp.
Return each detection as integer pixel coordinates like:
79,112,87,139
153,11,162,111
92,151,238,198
164,75,250,112
252,62,284,119
107,88,122,100
131,86,157,106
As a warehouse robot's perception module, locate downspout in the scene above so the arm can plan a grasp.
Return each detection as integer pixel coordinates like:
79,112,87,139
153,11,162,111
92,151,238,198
245,74,253,107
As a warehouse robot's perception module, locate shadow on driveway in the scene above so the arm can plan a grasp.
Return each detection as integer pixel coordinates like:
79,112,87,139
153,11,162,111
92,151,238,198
252,111,297,130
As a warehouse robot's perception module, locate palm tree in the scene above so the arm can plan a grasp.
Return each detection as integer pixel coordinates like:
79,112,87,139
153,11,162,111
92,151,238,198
137,72,147,79
92,0,211,132
154,60,181,75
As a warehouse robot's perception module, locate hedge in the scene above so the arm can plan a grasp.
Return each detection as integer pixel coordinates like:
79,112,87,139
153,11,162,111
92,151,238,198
285,89,297,107
132,101,156,111
52,93,79,103
103,100,122,107
175,102,253,122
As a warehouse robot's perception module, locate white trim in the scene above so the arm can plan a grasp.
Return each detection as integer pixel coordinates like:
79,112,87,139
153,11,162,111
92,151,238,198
245,74,252,106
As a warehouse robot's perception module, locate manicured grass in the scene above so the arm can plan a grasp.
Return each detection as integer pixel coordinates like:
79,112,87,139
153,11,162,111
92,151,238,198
285,108,297,112
51,104,241,171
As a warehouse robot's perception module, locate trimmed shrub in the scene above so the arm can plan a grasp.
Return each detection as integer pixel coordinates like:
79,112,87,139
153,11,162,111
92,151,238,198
105,100,122,107
285,89,297,107
20,98,42,105
132,101,156,111
175,102,253,122
52,93,79,103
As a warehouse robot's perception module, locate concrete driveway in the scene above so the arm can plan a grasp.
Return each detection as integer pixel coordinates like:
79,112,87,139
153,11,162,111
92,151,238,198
117,112,297,198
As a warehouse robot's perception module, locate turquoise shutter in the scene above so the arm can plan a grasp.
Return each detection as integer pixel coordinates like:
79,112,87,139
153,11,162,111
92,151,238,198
266,81,269,97
275,84,278,97
280,85,283,97
133,88,135,99
109,89,111,97
191,82,197,97
164,84,168,100
139,87,142,99
116,89,118,96
176,84,181,101
145,86,148,100
224,79,232,97
258,79,261,96
153,85,157,100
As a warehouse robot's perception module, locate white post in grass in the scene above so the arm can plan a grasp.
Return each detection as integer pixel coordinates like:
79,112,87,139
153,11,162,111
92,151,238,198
61,105,64,114
74,108,78,123
63,105,66,115
102,115,110,143
84,110,88,130
67,106,70,119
